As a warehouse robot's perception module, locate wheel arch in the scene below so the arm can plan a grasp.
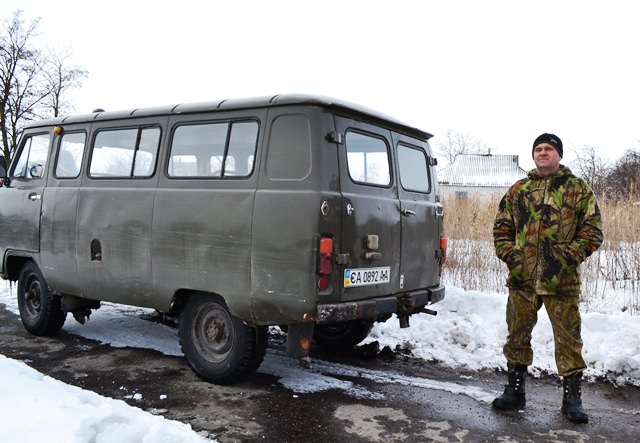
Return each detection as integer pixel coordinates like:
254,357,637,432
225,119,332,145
3,253,36,282
169,289,228,316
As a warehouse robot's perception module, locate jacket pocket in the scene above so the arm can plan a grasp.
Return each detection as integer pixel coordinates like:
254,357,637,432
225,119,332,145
506,248,527,286
553,242,580,269
505,248,523,269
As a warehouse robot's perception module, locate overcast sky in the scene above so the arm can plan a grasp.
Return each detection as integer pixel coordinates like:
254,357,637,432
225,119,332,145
6,0,640,170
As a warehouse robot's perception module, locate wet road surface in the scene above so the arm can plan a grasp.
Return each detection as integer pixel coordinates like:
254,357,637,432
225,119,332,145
1,305,639,442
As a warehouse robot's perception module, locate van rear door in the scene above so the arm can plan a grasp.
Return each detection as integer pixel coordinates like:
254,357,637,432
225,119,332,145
335,116,400,301
393,134,443,291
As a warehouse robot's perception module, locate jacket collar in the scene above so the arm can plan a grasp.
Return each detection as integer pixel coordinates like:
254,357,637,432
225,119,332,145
527,164,572,180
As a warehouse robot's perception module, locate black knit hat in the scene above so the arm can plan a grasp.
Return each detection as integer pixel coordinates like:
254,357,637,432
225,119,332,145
532,133,563,158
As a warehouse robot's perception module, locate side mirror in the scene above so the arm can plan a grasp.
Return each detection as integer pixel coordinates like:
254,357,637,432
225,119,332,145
0,156,6,178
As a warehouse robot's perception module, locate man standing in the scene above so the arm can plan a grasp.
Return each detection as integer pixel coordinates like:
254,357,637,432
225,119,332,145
492,133,603,423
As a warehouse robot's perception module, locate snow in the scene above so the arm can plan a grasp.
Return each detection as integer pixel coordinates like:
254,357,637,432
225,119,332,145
0,354,210,443
1,281,639,442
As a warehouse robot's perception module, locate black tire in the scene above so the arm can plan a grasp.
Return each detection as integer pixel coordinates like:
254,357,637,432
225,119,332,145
246,325,268,373
17,261,66,336
179,294,266,384
314,319,374,352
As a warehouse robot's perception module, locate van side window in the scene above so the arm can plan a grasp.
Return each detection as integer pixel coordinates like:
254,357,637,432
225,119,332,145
345,131,391,186
89,127,160,178
55,132,86,179
11,133,50,179
226,121,259,177
266,114,312,180
168,120,258,178
397,143,431,193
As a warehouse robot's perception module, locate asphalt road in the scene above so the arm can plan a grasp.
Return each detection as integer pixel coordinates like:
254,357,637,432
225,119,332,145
1,305,639,443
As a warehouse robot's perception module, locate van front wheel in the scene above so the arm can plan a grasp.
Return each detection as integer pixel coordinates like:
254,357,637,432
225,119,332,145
17,262,66,336
179,294,267,384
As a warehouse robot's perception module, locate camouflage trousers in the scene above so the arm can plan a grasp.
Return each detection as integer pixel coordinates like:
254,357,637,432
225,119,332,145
503,289,586,376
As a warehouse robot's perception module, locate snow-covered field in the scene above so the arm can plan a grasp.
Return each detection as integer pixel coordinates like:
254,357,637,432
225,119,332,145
1,279,639,443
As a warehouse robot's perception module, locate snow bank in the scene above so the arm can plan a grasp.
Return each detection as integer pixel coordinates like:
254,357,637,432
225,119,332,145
0,354,211,443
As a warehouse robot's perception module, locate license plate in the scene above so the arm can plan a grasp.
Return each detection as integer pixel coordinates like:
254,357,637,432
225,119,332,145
344,267,391,288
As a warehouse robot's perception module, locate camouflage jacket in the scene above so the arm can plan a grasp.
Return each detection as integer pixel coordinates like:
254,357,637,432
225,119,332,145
493,165,603,295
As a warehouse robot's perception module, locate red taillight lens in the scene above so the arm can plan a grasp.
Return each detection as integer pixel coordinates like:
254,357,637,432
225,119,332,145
317,276,329,290
319,252,332,275
438,236,448,275
318,237,333,290
319,237,333,275
440,236,448,261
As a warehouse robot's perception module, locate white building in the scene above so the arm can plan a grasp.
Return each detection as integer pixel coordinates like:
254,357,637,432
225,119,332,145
438,154,527,202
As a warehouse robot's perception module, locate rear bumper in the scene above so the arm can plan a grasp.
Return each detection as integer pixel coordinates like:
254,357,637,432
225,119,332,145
316,285,445,324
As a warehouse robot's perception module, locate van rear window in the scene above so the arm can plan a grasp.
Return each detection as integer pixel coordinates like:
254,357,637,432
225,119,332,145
345,131,391,186
168,121,258,178
397,144,431,193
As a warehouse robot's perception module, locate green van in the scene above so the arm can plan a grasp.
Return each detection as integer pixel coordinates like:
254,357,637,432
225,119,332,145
0,95,446,384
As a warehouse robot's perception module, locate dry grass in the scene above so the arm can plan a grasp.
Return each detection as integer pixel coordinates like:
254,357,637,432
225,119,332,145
441,194,640,314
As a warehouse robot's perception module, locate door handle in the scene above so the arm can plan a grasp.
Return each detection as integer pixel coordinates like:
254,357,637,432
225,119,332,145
401,209,416,216
28,192,41,201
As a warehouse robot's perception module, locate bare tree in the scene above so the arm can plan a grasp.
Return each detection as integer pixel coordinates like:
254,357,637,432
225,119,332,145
569,145,610,197
41,46,87,117
0,11,45,160
607,148,640,199
0,10,87,161
434,129,486,166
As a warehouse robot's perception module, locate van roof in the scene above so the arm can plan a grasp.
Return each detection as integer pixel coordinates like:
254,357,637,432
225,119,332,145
25,94,433,140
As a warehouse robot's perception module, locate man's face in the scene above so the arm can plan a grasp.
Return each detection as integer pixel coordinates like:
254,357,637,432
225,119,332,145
533,143,561,176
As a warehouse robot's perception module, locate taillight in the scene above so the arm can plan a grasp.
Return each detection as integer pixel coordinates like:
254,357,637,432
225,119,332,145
438,236,448,276
318,237,333,290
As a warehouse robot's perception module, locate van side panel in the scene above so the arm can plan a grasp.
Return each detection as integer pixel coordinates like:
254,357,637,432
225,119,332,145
40,187,82,293
73,117,164,307
152,187,256,313
151,111,266,316
250,107,340,324
76,186,156,304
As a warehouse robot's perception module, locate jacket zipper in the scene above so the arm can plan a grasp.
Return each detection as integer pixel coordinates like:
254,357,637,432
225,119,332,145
534,177,549,288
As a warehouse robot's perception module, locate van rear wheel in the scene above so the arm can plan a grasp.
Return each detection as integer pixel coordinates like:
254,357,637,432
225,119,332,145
17,262,66,336
179,294,267,384
314,320,374,351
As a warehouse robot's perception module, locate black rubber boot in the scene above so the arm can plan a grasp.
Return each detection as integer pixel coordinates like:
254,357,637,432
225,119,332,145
493,364,527,410
562,373,589,423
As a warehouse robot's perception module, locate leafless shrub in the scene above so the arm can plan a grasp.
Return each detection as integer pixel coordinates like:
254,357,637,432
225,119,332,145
441,193,640,314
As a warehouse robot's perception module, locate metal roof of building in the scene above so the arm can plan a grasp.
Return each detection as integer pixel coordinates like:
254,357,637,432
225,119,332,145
438,154,527,187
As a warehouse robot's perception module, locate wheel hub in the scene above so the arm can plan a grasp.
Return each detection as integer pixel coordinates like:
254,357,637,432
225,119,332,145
193,304,234,361
206,319,227,342
26,280,43,314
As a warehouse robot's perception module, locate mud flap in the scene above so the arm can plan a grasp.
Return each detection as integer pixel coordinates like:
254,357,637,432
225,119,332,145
286,323,315,365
